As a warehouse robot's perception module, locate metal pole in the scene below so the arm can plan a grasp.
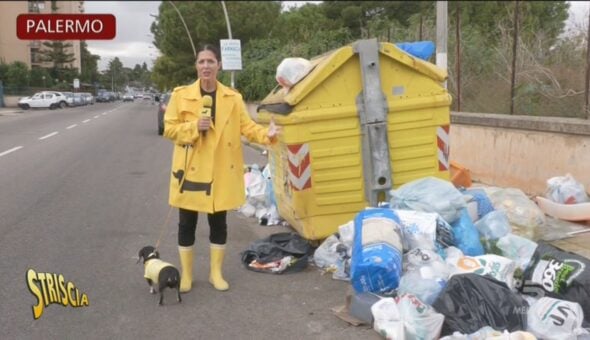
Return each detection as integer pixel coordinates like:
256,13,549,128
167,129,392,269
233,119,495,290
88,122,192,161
167,1,196,58
456,1,461,111
220,1,235,88
585,8,590,118
510,1,519,115
436,1,448,88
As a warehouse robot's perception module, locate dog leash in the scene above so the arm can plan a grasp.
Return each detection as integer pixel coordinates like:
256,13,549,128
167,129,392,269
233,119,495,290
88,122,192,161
154,205,175,251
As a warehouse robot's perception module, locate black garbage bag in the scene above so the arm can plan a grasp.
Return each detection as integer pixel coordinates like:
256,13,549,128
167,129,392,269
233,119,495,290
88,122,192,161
519,242,590,327
241,232,312,274
432,273,528,336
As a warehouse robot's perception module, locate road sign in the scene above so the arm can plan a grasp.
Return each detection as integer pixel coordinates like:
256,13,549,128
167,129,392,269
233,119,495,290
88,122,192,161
73,78,80,89
220,39,242,71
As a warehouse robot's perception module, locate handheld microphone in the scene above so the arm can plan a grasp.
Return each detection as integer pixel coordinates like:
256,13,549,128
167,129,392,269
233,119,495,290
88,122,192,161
201,95,212,137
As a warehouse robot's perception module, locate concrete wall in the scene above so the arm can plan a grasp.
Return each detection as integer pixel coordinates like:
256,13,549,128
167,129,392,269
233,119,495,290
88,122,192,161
450,112,590,196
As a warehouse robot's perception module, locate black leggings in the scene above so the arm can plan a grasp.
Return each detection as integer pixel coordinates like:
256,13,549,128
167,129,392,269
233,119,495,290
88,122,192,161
178,209,227,246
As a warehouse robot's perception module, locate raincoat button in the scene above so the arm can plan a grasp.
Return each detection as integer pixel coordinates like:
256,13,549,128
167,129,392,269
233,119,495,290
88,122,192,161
228,142,232,146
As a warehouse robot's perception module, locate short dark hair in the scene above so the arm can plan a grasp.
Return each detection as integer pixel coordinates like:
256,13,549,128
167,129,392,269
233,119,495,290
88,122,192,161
196,44,221,62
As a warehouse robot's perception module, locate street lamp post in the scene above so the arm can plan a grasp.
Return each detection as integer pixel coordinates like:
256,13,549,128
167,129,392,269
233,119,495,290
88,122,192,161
220,1,235,88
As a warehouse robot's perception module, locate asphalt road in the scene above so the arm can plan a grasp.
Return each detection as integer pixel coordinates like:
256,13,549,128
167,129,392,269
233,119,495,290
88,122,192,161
0,101,377,339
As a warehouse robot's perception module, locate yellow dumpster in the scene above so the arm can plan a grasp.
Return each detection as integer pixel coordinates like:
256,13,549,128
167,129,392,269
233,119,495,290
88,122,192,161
257,39,452,241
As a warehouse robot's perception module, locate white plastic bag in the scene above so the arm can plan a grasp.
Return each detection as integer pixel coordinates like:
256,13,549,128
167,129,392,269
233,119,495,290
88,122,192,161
546,174,589,204
527,297,589,340
394,210,438,252
395,293,445,340
372,298,405,339
275,57,312,89
312,234,341,269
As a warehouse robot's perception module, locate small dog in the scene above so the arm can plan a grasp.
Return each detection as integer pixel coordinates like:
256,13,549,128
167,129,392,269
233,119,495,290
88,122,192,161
137,246,182,305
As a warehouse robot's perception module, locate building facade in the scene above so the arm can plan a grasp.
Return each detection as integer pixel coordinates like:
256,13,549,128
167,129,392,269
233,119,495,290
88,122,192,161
0,0,84,71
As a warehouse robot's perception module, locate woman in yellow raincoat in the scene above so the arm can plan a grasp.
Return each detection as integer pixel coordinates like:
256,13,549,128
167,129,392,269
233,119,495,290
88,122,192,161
163,44,279,293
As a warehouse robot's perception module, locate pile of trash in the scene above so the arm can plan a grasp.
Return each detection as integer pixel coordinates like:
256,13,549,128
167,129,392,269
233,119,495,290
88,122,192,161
239,163,283,227
316,176,590,339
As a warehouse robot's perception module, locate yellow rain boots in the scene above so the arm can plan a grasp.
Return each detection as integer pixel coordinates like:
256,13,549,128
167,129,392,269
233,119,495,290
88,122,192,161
209,244,229,291
178,246,194,293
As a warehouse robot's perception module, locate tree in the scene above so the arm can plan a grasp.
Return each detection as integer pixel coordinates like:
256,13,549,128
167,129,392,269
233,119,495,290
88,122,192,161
80,41,100,84
101,57,125,92
5,61,30,88
150,1,282,89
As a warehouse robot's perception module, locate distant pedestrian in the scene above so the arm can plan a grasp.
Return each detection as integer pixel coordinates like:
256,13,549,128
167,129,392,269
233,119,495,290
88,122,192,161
162,44,280,293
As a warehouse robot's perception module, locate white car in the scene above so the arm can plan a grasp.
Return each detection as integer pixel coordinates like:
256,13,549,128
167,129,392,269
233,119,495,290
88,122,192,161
18,91,68,110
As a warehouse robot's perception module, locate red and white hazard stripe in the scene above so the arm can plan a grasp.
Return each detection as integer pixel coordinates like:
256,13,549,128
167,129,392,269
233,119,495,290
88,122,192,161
437,125,450,171
287,143,312,191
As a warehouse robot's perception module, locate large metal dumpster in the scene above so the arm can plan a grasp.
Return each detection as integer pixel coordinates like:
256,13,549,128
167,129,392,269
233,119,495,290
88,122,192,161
257,39,452,240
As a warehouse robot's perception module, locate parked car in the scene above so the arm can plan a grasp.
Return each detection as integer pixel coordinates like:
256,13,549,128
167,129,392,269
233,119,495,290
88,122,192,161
96,91,116,102
62,92,75,107
122,93,134,102
18,91,68,110
73,93,86,106
156,93,171,135
81,93,95,105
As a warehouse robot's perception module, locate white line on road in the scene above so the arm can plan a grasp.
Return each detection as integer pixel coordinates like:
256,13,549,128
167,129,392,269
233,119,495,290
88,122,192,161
39,132,58,140
66,124,77,129
0,146,23,157
102,112,107,115
94,115,100,118
82,119,91,123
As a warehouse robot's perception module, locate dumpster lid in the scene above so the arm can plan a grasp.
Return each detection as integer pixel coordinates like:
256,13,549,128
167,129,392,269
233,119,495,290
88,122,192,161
258,41,447,114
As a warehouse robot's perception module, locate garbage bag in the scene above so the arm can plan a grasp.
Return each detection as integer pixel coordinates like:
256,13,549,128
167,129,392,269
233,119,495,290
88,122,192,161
395,41,435,61
350,208,403,294
496,233,537,271
487,187,546,233
394,210,438,252
520,242,590,326
275,57,313,89
371,298,405,339
395,293,445,340
390,177,466,224
440,326,536,340
527,297,589,340
241,232,311,274
474,210,512,241
371,294,445,340
401,248,450,305
432,273,529,336
463,188,495,221
398,270,445,306
450,209,485,256
546,174,589,204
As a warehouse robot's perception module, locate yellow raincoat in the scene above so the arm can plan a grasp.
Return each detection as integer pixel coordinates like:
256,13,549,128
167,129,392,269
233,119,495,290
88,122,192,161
163,80,274,213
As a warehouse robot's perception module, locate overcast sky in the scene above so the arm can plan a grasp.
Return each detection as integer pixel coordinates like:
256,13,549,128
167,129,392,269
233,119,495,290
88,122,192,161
85,1,589,72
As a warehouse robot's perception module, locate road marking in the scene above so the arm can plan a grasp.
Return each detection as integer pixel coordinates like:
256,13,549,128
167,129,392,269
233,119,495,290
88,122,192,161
0,146,23,157
94,115,100,119
66,124,77,129
102,112,107,115
82,119,91,123
39,132,58,140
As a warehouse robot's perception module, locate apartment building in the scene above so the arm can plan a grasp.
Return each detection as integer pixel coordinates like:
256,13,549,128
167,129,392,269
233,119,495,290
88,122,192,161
0,0,83,70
